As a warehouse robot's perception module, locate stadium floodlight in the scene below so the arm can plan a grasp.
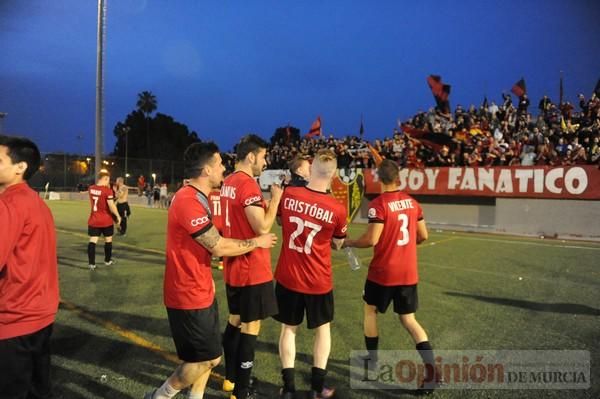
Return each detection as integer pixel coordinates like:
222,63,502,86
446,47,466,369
151,173,157,184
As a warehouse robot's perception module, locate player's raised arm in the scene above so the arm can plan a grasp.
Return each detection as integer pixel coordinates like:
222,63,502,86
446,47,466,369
245,183,283,234
195,225,277,257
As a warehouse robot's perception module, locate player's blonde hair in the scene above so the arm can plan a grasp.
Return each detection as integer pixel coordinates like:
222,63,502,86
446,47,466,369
311,149,337,179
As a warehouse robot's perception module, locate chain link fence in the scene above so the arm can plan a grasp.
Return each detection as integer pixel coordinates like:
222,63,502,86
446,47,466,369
31,153,184,191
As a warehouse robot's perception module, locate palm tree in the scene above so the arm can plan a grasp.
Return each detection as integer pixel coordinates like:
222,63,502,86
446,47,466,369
136,91,157,162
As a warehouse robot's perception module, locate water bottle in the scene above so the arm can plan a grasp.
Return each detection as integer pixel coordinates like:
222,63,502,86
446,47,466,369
345,247,361,271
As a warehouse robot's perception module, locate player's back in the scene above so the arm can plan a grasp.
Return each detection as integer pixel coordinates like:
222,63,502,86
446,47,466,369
88,184,114,227
275,186,347,294
368,190,423,286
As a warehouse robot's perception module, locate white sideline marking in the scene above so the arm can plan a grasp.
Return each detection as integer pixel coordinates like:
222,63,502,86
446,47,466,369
447,235,600,251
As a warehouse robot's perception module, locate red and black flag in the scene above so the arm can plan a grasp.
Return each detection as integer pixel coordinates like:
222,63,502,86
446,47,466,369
401,125,455,152
427,75,451,113
511,78,527,98
305,116,322,138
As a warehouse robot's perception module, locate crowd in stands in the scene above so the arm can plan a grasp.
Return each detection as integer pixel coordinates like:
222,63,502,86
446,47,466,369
225,91,600,171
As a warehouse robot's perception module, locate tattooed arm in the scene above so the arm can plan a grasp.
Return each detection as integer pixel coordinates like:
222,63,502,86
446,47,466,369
195,226,278,257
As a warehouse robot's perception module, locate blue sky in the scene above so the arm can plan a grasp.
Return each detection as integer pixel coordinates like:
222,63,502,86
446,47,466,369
1,0,599,155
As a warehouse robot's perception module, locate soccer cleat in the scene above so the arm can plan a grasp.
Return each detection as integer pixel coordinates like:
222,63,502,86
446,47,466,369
104,259,116,266
142,389,156,399
88,264,96,270
222,379,235,392
308,387,335,399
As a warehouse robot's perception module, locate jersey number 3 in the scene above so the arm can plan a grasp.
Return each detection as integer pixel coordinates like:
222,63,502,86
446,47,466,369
288,216,322,255
397,213,410,246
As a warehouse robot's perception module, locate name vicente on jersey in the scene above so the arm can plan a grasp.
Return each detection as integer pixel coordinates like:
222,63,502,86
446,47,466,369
283,198,335,224
387,199,415,212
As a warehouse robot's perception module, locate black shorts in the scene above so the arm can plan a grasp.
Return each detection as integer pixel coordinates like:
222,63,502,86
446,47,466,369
226,280,278,323
273,282,334,329
88,225,114,237
363,279,418,315
0,323,53,399
166,301,222,362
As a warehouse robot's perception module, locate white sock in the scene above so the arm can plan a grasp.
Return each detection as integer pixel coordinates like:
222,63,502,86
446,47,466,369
188,392,204,399
153,380,180,399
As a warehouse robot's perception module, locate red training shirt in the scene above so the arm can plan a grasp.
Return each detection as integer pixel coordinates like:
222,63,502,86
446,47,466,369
275,186,347,294
164,185,215,309
88,184,115,227
220,171,271,287
0,183,59,339
367,190,423,286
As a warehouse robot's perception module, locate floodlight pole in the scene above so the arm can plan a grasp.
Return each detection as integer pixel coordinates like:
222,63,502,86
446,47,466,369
95,0,107,177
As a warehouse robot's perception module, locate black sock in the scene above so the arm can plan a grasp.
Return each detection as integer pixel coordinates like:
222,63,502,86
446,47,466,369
87,242,96,265
104,242,112,262
222,323,241,382
365,336,379,360
233,333,257,398
416,341,435,382
282,368,295,393
310,367,327,393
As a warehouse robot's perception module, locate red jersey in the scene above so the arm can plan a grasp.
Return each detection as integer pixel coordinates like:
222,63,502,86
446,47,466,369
164,185,215,310
367,191,423,286
209,190,223,232
220,171,271,287
0,183,59,339
275,187,347,294
88,184,114,227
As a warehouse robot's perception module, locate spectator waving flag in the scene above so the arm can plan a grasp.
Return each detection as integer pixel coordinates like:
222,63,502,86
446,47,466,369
401,124,455,151
426,75,451,114
305,116,322,138
511,78,527,98
366,143,383,167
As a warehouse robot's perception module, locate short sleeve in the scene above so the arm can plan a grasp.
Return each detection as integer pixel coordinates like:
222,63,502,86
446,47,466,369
333,205,348,239
0,198,24,268
368,197,385,224
239,179,264,208
174,194,213,237
105,186,114,200
416,201,424,221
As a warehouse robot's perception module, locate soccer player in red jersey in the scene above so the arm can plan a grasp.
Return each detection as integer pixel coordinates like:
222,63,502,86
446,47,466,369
275,149,347,399
220,134,283,399
0,135,59,398
144,142,277,399
344,159,437,391
87,170,121,269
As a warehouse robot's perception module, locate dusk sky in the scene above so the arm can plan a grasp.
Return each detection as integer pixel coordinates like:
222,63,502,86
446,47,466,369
1,0,599,155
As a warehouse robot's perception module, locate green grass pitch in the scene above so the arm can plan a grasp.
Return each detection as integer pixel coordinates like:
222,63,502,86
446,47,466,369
47,200,599,398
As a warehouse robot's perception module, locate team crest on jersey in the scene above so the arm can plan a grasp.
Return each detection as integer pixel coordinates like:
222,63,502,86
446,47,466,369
368,208,377,219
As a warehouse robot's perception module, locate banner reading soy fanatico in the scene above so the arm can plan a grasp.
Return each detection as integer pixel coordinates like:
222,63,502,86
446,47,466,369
363,166,600,200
